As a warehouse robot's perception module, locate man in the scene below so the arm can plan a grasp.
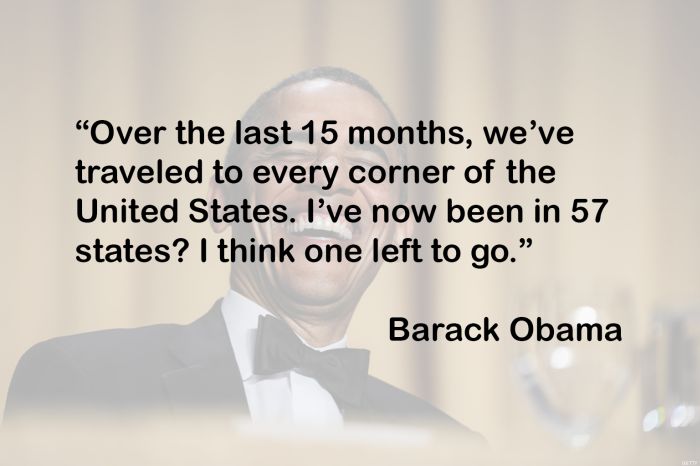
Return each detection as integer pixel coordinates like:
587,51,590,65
5,67,476,434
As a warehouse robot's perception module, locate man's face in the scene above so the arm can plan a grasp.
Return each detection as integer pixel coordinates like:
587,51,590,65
234,79,403,314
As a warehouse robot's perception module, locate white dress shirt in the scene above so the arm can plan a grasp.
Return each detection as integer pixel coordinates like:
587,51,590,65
220,290,346,427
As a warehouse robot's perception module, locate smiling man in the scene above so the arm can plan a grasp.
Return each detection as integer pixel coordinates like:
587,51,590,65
5,67,476,435
217,69,409,348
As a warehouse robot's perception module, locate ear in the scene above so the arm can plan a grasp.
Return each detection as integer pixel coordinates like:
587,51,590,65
392,219,414,243
207,177,229,234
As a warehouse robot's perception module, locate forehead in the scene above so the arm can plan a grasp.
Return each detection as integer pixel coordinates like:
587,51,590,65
259,79,394,128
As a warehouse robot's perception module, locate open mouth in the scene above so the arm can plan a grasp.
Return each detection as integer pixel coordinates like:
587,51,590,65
284,214,355,241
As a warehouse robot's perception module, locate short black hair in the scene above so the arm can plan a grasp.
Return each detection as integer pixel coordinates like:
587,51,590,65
223,67,407,203
243,66,397,125
224,66,402,168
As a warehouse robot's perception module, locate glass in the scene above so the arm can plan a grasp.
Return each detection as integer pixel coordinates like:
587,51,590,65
512,285,636,448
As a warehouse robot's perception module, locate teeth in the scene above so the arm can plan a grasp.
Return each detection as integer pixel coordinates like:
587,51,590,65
285,214,353,240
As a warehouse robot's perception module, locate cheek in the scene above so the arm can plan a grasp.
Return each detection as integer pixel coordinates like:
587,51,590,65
253,182,288,204
360,184,401,208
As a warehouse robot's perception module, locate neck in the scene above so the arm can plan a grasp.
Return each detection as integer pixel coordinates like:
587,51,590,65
230,272,355,348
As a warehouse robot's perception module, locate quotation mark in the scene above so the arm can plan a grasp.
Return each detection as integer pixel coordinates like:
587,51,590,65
76,120,89,130
519,238,533,248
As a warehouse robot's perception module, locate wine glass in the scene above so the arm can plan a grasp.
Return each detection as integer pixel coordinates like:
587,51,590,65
511,285,636,447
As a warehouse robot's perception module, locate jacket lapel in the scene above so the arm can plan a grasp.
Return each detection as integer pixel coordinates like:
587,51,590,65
161,299,250,418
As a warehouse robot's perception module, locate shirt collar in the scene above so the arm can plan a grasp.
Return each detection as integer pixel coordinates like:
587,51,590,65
220,290,347,381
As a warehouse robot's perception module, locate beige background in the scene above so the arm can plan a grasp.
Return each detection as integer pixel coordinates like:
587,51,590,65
1,0,698,463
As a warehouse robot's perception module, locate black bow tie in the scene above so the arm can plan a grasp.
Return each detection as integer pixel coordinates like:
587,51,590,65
253,315,370,407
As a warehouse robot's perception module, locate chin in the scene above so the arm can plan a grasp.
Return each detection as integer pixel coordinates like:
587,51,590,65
273,266,365,310
280,276,352,306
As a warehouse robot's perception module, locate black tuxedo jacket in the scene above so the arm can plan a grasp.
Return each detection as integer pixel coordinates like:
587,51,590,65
4,300,473,434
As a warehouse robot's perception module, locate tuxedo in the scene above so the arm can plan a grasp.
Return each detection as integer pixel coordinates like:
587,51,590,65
4,299,475,434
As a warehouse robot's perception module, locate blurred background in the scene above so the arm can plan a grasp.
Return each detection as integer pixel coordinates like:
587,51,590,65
0,0,698,464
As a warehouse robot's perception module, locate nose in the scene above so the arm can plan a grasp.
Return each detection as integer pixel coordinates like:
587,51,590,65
301,148,357,197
